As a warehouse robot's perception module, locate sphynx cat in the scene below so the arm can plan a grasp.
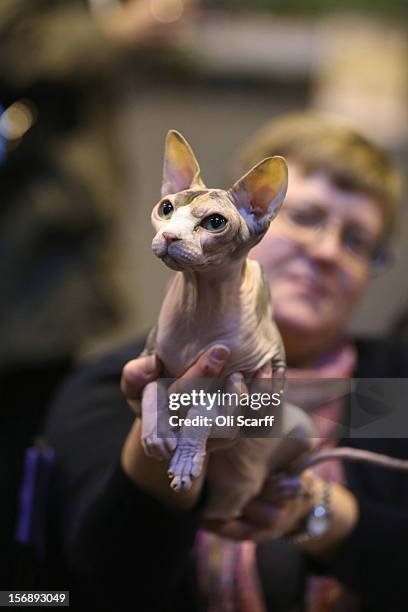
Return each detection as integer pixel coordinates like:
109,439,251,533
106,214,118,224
140,130,315,520
139,131,408,520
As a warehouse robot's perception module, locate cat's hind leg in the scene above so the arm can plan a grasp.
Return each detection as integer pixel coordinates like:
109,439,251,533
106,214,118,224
168,435,207,492
168,372,245,491
168,404,212,491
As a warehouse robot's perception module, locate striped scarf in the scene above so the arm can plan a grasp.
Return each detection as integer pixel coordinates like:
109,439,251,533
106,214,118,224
195,343,359,612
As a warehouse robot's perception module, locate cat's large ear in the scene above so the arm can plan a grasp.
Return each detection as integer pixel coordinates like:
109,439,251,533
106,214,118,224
228,156,288,230
162,130,206,196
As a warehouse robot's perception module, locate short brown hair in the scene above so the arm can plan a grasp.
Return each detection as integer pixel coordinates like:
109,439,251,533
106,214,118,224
236,112,402,241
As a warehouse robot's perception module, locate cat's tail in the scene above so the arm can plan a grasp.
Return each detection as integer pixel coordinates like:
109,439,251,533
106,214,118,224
292,446,408,474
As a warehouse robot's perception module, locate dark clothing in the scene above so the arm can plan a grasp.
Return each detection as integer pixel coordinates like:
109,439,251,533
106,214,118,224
0,359,72,590
43,338,408,611
0,0,128,592
44,339,204,610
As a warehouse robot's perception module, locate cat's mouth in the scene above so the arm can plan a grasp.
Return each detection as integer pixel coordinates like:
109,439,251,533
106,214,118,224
152,241,186,269
161,253,186,271
161,242,197,269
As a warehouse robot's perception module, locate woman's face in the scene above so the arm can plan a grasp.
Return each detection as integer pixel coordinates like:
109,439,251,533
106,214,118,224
250,162,384,347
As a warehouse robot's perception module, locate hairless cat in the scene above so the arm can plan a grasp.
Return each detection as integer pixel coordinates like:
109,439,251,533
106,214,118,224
139,130,408,521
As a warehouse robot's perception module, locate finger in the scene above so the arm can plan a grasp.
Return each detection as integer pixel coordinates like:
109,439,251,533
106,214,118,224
213,372,246,440
262,473,309,504
225,371,247,402
243,500,280,531
120,354,161,400
272,369,286,395
203,518,254,541
186,344,230,378
254,361,272,379
127,397,142,415
168,345,230,397
272,365,286,377
289,469,315,499
206,372,246,449
142,435,171,461
256,474,288,505
249,361,273,396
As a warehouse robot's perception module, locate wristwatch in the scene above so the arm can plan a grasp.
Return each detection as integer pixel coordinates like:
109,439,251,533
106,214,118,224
288,478,332,545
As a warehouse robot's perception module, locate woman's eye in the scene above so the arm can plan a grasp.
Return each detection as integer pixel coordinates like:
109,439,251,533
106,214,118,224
201,214,227,231
287,207,322,228
159,200,174,218
343,229,372,258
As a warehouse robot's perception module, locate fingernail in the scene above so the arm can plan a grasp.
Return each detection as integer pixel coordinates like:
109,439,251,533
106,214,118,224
209,346,229,365
230,372,243,383
144,354,158,375
259,362,272,377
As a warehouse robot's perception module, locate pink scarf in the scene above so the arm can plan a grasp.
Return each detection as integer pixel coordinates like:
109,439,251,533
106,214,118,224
195,343,358,612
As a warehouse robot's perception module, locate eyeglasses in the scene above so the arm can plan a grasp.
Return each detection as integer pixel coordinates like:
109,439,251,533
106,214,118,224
278,202,390,269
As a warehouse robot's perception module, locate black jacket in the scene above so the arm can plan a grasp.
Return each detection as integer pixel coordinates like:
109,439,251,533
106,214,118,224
43,338,408,611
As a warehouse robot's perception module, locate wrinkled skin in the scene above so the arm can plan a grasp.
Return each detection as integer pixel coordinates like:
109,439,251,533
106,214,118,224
140,131,315,518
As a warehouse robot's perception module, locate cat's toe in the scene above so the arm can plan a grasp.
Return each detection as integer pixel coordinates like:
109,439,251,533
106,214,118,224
170,475,183,491
180,474,192,491
170,470,192,491
168,439,206,489
168,448,182,477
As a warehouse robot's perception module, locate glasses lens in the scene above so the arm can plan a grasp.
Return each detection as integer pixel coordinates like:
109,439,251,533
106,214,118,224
280,204,388,268
284,205,323,230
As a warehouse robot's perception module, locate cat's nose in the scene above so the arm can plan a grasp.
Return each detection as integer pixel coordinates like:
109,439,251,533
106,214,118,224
162,231,181,245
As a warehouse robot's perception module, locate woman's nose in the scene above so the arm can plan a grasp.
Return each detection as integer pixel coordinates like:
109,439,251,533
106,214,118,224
307,229,343,265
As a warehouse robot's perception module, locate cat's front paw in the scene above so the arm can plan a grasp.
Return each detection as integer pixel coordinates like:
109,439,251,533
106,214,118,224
142,433,177,461
168,438,206,491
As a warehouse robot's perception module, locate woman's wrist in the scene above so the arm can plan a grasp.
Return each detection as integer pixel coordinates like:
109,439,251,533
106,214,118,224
296,479,359,558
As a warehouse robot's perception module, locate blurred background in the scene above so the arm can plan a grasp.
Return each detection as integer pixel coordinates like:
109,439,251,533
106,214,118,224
2,0,408,366
107,0,408,352
0,0,407,590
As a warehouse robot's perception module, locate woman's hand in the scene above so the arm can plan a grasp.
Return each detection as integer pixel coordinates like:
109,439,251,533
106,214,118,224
205,470,359,559
120,345,230,510
120,353,162,412
204,470,316,541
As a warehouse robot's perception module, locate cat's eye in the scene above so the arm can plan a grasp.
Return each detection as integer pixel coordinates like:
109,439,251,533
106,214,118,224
201,214,227,232
158,200,174,218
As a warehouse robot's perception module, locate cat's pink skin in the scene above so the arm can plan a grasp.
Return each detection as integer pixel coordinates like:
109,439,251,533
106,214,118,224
139,132,408,516
153,257,289,500
155,258,284,379
140,130,315,516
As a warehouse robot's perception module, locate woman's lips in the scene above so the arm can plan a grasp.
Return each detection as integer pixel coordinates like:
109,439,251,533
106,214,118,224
287,273,332,297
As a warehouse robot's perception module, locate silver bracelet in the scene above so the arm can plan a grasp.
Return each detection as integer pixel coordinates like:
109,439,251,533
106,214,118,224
287,479,332,545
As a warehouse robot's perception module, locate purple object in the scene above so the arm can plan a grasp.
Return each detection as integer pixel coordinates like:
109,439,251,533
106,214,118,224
16,445,55,559
0,104,5,164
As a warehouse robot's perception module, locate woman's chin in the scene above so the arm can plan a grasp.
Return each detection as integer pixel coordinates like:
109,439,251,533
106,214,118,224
275,303,332,336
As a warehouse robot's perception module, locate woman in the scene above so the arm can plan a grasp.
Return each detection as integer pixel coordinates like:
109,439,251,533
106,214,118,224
44,113,407,611
195,113,408,612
